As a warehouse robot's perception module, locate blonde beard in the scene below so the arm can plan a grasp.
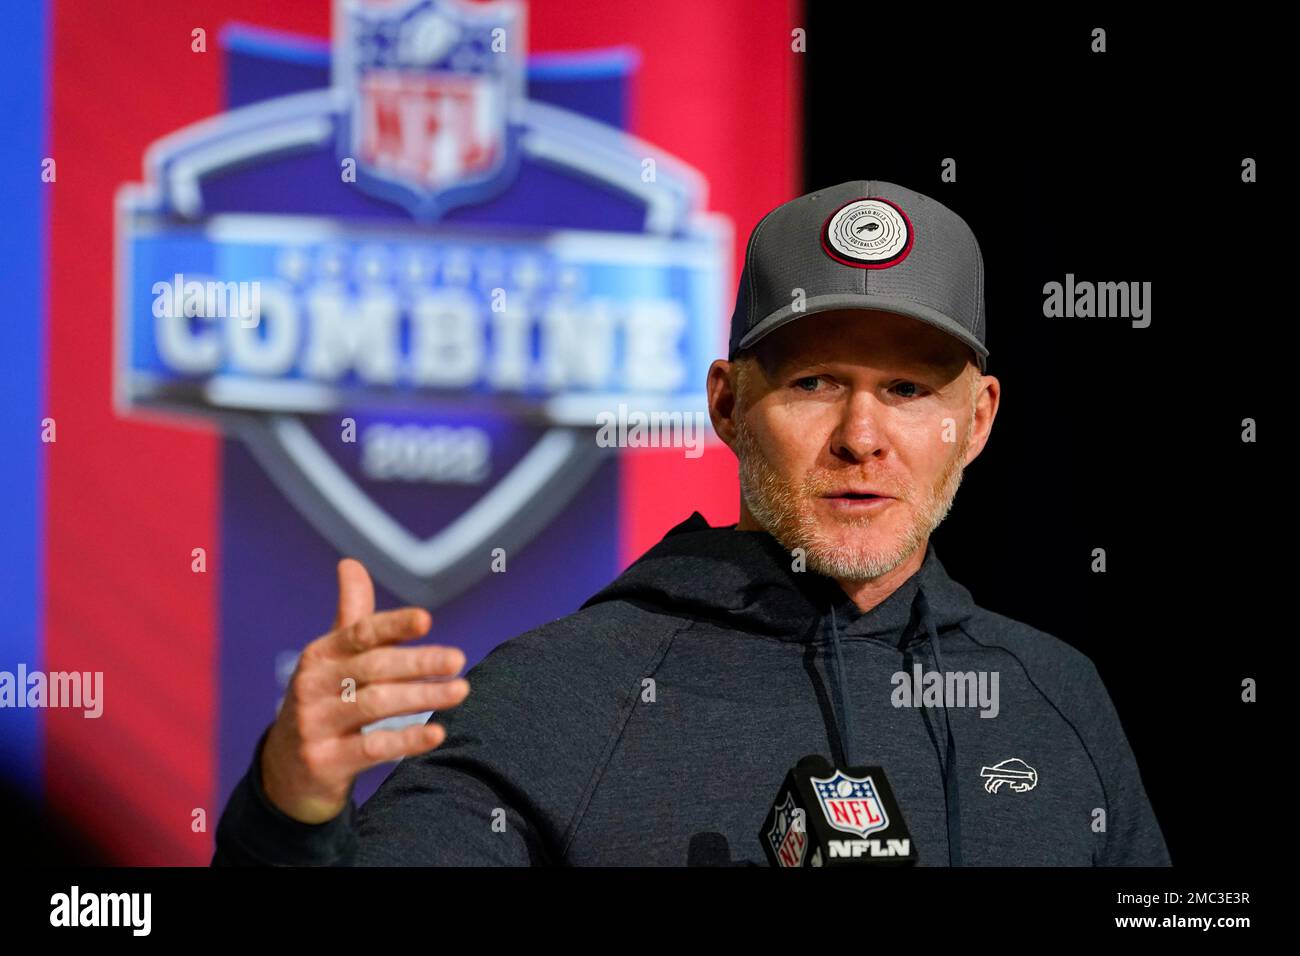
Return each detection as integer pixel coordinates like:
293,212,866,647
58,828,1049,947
733,413,974,583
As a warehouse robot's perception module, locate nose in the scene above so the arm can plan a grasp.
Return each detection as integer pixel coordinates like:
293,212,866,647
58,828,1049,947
829,390,888,463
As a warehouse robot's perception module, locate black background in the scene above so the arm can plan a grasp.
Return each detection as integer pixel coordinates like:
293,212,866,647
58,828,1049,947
805,7,1279,868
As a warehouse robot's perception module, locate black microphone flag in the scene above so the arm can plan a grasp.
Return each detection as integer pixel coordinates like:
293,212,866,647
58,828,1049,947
760,755,918,867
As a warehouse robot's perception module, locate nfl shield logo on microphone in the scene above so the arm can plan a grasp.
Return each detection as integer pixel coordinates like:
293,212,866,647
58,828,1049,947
812,770,891,838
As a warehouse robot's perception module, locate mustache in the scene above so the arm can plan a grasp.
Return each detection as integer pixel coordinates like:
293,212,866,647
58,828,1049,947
801,471,908,500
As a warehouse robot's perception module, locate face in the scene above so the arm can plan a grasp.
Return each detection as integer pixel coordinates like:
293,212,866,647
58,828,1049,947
709,309,999,582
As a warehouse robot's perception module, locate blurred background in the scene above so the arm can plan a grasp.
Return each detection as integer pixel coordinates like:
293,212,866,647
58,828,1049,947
0,2,1274,867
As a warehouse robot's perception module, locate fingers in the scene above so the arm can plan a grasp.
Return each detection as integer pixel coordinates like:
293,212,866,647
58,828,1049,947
321,678,470,736
290,639,461,703
346,644,466,685
332,558,375,631
327,721,451,777
320,606,431,659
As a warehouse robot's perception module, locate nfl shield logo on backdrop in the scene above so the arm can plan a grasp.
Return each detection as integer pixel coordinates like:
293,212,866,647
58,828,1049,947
812,770,891,838
337,0,525,219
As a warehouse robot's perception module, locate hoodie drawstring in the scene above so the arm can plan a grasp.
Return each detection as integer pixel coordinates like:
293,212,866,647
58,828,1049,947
917,589,963,867
825,585,964,866
825,603,856,769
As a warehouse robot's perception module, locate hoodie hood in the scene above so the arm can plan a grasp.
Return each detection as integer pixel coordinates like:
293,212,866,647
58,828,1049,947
582,511,978,865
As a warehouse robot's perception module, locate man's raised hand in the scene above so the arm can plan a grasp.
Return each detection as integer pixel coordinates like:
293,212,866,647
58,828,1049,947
260,558,470,824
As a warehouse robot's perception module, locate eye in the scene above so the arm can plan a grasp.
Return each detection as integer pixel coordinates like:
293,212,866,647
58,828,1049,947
793,376,822,392
891,381,927,399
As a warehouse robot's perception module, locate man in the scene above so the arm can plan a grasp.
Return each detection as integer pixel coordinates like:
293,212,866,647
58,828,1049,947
213,180,1170,866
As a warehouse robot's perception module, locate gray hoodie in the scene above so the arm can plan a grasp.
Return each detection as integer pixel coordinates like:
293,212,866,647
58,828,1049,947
212,512,1170,866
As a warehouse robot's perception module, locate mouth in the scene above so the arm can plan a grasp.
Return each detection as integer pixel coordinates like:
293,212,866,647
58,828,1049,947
823,488,893,499
820,490,896,510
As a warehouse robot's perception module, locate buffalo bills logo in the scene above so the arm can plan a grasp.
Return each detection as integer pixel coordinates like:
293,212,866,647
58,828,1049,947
820,197,913,269
980,757,1038,794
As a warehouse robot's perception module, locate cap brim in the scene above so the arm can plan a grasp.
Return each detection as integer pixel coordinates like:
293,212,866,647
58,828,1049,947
735,293,988,373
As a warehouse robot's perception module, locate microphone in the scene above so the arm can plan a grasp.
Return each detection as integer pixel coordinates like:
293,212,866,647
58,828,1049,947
760,754,918,867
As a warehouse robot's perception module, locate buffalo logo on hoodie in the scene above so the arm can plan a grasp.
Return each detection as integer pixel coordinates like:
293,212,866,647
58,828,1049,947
980,757,1039,794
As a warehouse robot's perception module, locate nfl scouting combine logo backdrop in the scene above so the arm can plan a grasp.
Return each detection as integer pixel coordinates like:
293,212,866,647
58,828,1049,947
101,0,795,814
116,0,729,611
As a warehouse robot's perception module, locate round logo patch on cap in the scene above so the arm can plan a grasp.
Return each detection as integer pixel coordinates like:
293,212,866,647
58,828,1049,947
821,198,913,269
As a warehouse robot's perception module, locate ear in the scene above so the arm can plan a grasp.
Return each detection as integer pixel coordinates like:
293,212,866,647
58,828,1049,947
707,359,740,449
962,371,1001,467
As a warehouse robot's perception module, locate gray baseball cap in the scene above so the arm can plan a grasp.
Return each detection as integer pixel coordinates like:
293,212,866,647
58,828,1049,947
728,180,988,373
